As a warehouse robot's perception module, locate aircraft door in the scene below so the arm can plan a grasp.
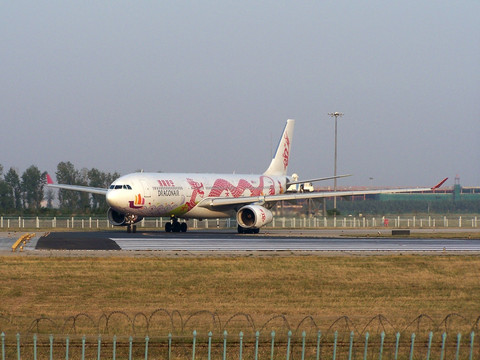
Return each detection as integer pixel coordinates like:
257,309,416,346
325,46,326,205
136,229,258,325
140,180,151,198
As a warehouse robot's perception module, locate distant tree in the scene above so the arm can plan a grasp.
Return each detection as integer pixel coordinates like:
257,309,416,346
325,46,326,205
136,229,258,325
45,188,55,209
21,165,46,210
5,168,22,210
56,161,81,210
78,168,91,211
0,165,14,212
88,168,105,210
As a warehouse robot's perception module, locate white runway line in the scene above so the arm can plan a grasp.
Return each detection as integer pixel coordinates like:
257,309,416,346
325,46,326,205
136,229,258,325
110,238,480,251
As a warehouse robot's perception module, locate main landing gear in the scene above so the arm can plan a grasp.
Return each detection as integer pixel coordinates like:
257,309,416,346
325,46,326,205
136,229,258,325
126,224,137,233
165,215,188,233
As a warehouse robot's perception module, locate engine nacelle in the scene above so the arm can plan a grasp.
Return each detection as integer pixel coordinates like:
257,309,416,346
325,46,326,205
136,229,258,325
107,208,142,226
237,205,273,229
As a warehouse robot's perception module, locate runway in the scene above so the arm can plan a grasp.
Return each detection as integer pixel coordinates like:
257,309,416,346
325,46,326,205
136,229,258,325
29,230,480,252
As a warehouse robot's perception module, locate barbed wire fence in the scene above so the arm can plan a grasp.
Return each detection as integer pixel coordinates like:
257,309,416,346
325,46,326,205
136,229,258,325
1,310,479,336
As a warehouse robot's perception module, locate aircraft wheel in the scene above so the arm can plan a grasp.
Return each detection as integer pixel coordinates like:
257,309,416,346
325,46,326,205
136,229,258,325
132,225,137,233
172,221,181,232
165,222,172,232
180,222,188,232
252,228,260,234
237,225,245,234
127,225,131,233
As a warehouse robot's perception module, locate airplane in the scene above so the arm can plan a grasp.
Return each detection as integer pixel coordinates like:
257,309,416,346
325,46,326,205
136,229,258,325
46,119,447,233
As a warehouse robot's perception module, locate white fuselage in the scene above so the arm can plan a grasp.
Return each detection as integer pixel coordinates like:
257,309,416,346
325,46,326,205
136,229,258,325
106,172,287,219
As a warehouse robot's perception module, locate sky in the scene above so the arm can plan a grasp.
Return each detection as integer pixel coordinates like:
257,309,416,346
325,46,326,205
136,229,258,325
1,1,479,187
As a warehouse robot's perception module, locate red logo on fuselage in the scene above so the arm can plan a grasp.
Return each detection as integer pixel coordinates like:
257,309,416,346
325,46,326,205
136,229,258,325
283,132,290,170
158,180,175,187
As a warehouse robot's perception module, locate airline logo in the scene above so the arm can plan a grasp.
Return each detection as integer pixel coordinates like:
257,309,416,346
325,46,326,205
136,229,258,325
129,194,145,209
260,208,266,222
158,180,175,187
283,132,290,170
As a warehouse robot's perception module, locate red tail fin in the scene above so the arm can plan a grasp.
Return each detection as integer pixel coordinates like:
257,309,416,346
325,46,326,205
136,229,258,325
431,177,448,190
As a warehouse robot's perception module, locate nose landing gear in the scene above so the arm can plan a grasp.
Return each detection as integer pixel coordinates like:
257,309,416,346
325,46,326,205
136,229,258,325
127,224,137,233
165,215,188,233
125,214,140,233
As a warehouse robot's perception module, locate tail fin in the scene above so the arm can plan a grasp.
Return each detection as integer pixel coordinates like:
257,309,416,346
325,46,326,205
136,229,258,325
263,119,295,176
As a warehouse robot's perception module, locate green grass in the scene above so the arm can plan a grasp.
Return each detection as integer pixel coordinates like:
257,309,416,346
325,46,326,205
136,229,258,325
1,255,479,334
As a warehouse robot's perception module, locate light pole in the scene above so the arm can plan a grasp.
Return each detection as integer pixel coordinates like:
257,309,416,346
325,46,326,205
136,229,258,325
328,112,343,212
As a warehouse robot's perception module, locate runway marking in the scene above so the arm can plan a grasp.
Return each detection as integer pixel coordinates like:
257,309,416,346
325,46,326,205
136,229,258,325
110,237,480,251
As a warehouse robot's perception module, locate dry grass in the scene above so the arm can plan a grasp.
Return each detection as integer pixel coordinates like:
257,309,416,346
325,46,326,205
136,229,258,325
1,255,480,334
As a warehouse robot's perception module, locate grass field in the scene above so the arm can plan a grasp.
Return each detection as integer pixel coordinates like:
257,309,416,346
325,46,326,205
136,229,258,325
1,254,480,335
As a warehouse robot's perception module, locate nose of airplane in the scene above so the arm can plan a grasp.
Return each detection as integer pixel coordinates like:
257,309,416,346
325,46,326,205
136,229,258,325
106,190,124,209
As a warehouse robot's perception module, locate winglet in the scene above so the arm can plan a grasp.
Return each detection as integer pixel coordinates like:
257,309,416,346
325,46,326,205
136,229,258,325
46,173,54,185
431,177,448,190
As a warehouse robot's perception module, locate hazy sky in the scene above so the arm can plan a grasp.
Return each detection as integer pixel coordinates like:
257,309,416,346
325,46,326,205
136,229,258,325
1,1,479,187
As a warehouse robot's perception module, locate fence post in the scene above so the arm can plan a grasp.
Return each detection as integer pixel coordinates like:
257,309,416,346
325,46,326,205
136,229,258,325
168,333,172,360
270,331,275,360
254,331,259,360
317,330,322,360
1,332,4,360
223,331,228,360
394,333,400,360
440,333,447,360
348,331,354,360
286,331,292,360
379,332,385,360
469,332,475,360
16,333,20,360
426,332,433,360
239,331,244,360
455,333,461,360
408,333,415,360
208,332,213,360
66,336,70,360
113,335,117,360
50,334,54,360
145,336,149,360
192,330,197,360
363,332,369,360
128,336,133,360
33,334,38,360
301,331,306,360
332,331,338,360
97,335,102,360
82,335,86,360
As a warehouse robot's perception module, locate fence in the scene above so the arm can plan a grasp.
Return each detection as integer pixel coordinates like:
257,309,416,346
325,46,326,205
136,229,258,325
1,330,479,360
0,215,479,230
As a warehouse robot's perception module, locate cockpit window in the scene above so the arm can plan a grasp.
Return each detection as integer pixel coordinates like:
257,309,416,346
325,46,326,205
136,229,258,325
109,184,133,190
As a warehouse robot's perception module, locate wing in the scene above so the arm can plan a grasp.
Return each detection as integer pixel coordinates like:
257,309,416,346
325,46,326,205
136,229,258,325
197,178,448,209
46,174,108,196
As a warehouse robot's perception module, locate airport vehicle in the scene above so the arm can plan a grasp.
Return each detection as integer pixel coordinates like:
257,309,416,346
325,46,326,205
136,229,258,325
47,119,447,233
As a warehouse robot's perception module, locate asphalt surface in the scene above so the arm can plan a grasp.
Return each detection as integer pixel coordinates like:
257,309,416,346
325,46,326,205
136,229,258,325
17,229,480,252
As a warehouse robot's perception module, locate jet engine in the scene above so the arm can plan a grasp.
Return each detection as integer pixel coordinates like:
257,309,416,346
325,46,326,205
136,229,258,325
107,208,142,226
236,204,273,229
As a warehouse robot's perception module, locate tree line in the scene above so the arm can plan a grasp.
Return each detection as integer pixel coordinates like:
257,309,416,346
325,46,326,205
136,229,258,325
0,162,119,215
